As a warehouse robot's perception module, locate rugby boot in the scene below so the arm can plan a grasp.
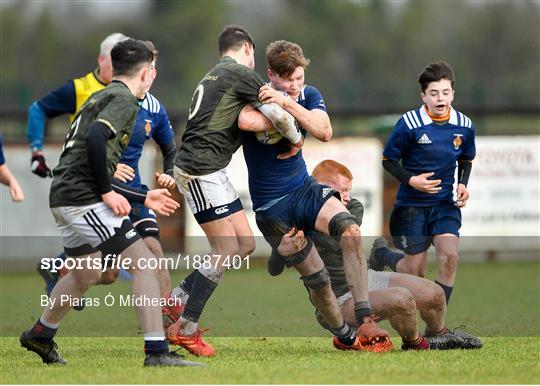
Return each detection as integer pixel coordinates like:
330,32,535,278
20,329,67,365
401,335,430,350
424,327,465,350
368,237,388,271
167,320,215,357
144,350,205,367
162,291,185,329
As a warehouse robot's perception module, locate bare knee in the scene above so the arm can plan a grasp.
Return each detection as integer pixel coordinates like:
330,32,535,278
73,269,102,291
392,287,416,314
438,251,458,274
238,236,256,257
340,224,361,249
96,268,119,285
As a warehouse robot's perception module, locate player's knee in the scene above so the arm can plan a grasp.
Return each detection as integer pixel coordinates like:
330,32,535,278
74,269,102,291
392,287,416,314
97,268,119,285
438,251,458,274
407,262,426,278
301,267,331,291
329,212,358,243
238,236,256,257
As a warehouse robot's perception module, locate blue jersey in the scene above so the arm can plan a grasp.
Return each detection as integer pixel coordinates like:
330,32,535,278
383,106,476,206
0,134,5,166
242,85,327,210
120,93,174,189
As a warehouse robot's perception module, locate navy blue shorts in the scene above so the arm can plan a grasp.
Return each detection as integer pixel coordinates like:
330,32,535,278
389,201,461,255
255,176,339,252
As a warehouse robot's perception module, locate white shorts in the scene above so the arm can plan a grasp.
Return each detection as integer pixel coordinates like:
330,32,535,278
51,202,140,256
174,166,243,224
336,269,393,307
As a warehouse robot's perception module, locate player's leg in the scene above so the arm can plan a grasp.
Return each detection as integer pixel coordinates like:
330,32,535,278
386,272,446,333
430,201,462,304
432,234,459,303
168,167,251,356
315,196,391,351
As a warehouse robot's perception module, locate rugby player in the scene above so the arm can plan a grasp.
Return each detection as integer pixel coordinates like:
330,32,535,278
273,160,482,350
20,39,201,367
29,36,178,309
370,61,476,305
234,40,392,352
0,134,24,202
167,26,300,357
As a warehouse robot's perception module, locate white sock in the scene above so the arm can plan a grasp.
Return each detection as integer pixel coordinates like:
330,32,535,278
179,316,197,335
40,315,59,329
171,286,190,305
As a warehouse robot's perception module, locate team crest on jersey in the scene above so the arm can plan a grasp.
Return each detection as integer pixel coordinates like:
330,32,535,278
453,134,463,150
121,133,129,146
144,120,152,137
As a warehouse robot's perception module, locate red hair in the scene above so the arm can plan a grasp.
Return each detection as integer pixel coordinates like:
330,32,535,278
312,160,352,182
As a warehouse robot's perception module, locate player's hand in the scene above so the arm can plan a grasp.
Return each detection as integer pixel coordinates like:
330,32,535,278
277,137,304,160
113,163,135,183
277,227,307,257
357,316,393,352
259,85,289,108
9,181,24,202
154,172,176,190
145,189,180,216
455,183,470,207
102,191,131,216
408,172,442,194
30,152,52,178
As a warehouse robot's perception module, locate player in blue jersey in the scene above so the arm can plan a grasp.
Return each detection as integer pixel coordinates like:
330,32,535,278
369,61,476,306
234,40,392,352
30,38,179,315
0,134,25,202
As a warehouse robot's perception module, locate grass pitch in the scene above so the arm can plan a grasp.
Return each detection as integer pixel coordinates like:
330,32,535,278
1,261,539,384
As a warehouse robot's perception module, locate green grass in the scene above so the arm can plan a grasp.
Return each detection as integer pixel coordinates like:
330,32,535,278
1,261,539,383
1,337,539,384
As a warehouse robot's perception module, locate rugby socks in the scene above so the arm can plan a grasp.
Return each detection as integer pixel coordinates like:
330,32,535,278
435,281,453,304
144,334,169,355
354,301,372,325
28,316,58,340
181,270,219,330
331,321,357,346
171,269,198,304
378,247,405,272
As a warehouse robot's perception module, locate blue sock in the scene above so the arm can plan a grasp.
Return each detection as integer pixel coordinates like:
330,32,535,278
378,247,405,272
435,281,453,304
28,317,58,340
144,340,169,355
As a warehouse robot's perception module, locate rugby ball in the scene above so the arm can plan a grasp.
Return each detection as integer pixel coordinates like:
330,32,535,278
256,128,284,145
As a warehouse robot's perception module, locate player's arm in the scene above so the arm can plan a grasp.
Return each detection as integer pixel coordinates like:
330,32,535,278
152,107,176,189
382,119,441,193
238,104,274,132
0,140,24,202
236,70,301,144
259,85,332,142
455,125,475,207
256,103,302,144
27,81,77,177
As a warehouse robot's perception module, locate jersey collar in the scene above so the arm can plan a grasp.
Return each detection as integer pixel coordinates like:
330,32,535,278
93,68,108,86
418,105,458,126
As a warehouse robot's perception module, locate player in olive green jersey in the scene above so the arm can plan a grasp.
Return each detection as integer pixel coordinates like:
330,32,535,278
168,25,300,357
20,39,202,367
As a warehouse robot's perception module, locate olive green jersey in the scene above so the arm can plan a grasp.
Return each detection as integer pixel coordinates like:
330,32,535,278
175,56,264,175
312,199,364,297
49,81,140,207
